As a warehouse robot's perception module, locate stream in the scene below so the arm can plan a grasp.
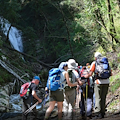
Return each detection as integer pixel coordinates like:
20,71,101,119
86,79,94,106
0,93,71,120
0,94,49,120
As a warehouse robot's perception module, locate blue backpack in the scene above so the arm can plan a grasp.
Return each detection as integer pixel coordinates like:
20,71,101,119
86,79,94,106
95,57,111,79
46,68,62,91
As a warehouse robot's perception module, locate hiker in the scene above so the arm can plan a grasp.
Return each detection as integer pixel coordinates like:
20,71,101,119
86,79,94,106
22,76,42,120
44,62,83,120
79,66,93,120
86,63,94,88
78,65,82,73
84,52,112,119
86,63,90,72
64,59,84,116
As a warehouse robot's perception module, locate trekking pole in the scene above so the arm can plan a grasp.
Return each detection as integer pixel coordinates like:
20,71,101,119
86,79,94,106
24,101,39,115
85,81,88,118
86,82,88,101
44,92,49,105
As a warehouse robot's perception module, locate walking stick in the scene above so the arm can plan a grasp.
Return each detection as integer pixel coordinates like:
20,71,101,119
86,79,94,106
86,82,88,108
43,92,49,106
83,81,88,119
24,101,39,115
24,91,49,115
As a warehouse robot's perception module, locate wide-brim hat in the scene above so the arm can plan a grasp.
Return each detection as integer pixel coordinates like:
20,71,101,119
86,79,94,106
94,52,102,58
59,62,68,71
67,59,78,69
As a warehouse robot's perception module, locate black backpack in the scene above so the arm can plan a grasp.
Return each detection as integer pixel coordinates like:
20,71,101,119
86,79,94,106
95,57,111,79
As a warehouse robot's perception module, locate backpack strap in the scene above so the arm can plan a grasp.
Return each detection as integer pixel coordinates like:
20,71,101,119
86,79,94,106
94,61,99,79
58,72,65,91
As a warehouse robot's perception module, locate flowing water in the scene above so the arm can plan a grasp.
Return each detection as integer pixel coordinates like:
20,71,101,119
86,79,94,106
0,17,23,52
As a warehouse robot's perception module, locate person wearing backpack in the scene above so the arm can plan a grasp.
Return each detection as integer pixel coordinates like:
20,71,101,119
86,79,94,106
44,62,83,120
79,66,93,120
63,59,84,118
21,76,42,120
84,52,112,119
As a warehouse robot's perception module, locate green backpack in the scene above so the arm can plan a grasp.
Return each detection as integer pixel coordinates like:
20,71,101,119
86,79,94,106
65,70,76,91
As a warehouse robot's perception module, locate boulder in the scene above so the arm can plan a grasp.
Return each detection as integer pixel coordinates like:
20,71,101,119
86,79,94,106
0,83,14,112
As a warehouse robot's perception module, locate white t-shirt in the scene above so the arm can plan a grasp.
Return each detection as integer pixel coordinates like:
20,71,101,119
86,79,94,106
59,70,67,89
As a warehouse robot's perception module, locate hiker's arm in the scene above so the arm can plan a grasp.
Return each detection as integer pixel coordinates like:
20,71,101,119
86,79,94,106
84,71,93,78
65,72,78,87
32,90,42,103
76,78,84,86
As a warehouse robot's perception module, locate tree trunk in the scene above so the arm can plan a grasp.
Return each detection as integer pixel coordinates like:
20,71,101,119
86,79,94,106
107,0,119,44
92,0,108,50
59,4,74,58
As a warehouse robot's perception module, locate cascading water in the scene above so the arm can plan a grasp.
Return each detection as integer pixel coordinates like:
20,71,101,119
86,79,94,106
0,17,69,119
0,17,23,52
0,17,24,117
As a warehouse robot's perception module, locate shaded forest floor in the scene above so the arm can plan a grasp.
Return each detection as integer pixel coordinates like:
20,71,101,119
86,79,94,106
3,106,120,120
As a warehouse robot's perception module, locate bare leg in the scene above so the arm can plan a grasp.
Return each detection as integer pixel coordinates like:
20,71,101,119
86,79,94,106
57,102,63,120
44,101,56,120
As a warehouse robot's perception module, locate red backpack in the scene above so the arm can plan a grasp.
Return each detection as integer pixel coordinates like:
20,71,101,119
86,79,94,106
80,67,90,85
80,67,88,78
20,82,31,99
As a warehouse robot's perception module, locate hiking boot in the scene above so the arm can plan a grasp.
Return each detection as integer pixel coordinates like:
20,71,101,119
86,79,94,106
86,117,90,120
101,112,105,118
81,114,86,120
92,113,102,120
86,115,92,120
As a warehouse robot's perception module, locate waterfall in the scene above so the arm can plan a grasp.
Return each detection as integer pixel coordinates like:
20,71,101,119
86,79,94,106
0,17,23,52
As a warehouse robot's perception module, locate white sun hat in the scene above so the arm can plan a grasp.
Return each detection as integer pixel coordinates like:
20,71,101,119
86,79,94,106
59,62,68,71
67,59,78,69
94,52,102,58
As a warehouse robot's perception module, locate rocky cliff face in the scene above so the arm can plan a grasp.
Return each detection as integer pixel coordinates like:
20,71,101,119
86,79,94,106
0,83,14,112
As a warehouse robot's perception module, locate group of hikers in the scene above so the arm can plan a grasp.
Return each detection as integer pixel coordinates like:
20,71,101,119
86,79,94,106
21,52,112,120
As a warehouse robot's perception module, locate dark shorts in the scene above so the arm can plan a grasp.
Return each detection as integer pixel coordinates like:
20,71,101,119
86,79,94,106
49,89,64,102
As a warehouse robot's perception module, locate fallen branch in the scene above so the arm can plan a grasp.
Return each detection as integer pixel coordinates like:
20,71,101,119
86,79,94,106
114,111,120,115
106,94,119,108
4,44,56,68
0,59,26,83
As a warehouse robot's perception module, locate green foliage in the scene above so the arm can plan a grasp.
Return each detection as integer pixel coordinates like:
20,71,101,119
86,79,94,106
95,46,106,56
39,69,48,82
117,63,120,70
0,39,3,47
0,0,120,65
108,99,119,113
23,27,37,40
0,76,4,83
0,67,13,84
110,79,120,93
110,60,118,69
0,0,94,64
117,52,120,57
0,0,21,25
